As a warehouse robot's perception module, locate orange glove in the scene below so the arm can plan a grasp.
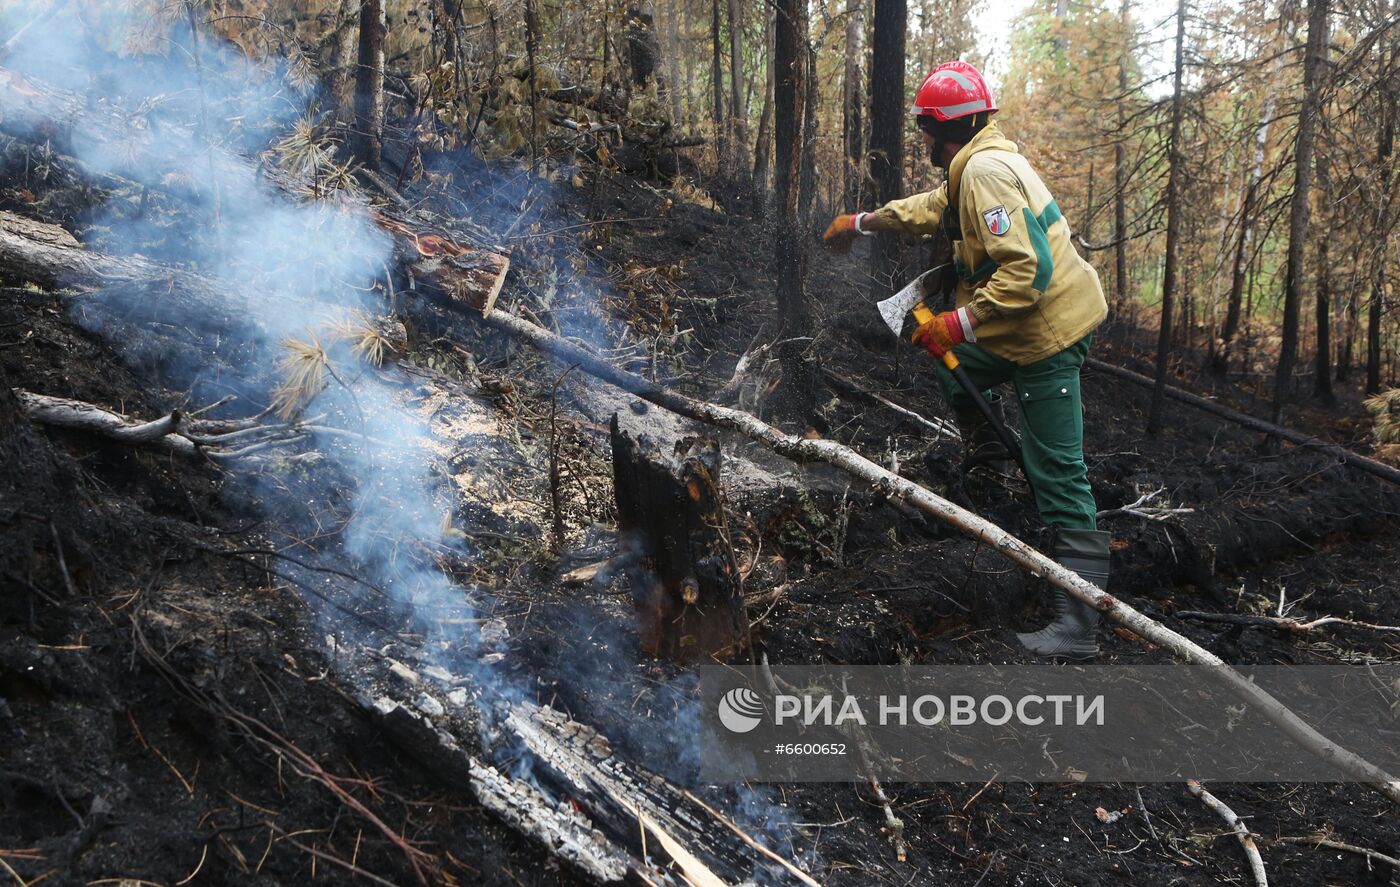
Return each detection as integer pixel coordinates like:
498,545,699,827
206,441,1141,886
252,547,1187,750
822,213,860,252
913,308,975,357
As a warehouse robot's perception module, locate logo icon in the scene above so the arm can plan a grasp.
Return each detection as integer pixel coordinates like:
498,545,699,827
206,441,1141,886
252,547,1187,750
982,204,1011,236
717,687,766,733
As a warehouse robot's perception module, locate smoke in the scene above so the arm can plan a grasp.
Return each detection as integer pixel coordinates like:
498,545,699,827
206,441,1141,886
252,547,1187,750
3,4,807,862
1,2,471,633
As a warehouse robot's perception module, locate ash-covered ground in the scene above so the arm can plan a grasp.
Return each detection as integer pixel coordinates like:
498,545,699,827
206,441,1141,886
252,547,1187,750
2,30,1399,885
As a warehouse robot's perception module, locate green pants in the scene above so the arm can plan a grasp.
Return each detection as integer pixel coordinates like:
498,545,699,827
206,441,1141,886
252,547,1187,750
933,335,1097,530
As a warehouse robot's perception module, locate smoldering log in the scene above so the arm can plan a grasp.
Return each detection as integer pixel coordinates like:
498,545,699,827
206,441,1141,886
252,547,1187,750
357,666,808,885
610,417,749,662
0,208,507,359
0,211,268,330
0,68,510,322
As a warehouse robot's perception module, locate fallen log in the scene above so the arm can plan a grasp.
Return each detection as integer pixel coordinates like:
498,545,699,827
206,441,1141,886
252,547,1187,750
16,390,200,458
357,655,812,885
0,210,269,333
610,419,749,662
0,69,510,323
479,306,1400,806
1086,358,1400,487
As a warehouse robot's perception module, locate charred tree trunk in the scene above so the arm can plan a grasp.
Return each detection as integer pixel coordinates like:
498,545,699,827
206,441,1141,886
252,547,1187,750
711,0,726,169
626,2,660,86
728,0,749,179
751,6,775,208
1273,0,1330,424
842,0,866,209
352,0,386,172
1147,0,1188,435
525,0,542,162
1113,0,1130,314
609,418,748,662
797,44,819,229
1339,244,1360,381
773,0,812,412
1367,117,1392,395
666,0,683,122
1314,153,1335,403
1217,24,1286,374
868,0,906,299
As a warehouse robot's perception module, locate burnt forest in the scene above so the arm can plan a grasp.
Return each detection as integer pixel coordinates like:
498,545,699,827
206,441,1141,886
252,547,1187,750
1,0,1399,885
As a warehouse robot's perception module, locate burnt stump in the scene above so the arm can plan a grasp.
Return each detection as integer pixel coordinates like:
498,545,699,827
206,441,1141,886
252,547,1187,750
609,415,749,662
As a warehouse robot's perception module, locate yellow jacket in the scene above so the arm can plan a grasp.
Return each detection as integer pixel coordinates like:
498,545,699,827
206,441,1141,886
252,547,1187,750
870,122,1107,365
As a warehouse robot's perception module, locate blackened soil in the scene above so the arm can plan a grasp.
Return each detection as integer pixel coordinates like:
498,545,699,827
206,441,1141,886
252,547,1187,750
0,286,579,886
547,167,1400,886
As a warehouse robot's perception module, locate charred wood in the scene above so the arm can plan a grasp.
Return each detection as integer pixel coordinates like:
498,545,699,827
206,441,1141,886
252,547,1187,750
610,418,748,661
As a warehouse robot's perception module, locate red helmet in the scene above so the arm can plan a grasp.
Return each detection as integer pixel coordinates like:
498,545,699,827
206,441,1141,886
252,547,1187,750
910,61,997,122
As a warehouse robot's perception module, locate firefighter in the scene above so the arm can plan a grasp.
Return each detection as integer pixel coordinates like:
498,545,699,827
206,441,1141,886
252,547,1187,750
823,60,1110,660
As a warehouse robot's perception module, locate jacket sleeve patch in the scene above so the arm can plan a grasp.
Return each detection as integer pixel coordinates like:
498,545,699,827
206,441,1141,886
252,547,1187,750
982,204,1011,236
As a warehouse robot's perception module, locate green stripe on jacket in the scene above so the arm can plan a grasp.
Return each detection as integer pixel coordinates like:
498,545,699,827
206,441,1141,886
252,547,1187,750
1024,201,1057,292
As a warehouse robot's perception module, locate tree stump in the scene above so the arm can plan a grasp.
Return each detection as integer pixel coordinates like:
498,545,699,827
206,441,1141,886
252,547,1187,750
609,415,748,662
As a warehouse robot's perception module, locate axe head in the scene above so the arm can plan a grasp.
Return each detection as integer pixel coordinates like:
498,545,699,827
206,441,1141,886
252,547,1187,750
876,267,940,337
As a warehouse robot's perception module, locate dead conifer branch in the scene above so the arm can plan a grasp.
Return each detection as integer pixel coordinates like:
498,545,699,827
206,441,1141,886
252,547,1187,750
1096,487,1195,522
17,390,200,458
271,335,331,420
1177,611,1400,634
822,369,960,441
867,772,907,863
1186,780,1267,887
16,390,318,462
1276,832,1400,870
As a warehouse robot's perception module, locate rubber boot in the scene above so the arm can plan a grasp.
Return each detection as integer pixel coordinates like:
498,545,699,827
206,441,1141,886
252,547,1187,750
953,392,1014,478
1016,528,1111,660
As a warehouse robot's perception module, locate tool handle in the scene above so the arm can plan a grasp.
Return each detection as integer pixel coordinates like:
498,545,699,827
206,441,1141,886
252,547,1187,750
950,363,1027,474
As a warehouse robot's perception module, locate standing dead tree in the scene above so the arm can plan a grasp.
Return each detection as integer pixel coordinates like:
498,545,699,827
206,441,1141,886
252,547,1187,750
1272,0,1331,423
1148,0,1189,435
867,0,906,300
352,0,386,172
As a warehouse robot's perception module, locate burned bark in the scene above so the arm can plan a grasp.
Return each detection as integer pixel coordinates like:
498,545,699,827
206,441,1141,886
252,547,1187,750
1273,0,1330,423
625,2,660,86
358,660,809,884
610,418,749,662
867,0,906,299
352,0,386,172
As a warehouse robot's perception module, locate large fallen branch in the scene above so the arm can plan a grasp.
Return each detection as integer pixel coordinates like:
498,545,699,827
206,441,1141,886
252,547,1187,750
1086,358,1400,487
481,307,1400,806
14,389,317,461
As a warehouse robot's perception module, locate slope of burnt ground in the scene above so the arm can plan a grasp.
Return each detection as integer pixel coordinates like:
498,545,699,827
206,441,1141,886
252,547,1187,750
2,150,1398,887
